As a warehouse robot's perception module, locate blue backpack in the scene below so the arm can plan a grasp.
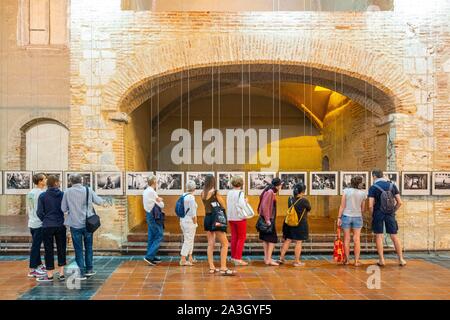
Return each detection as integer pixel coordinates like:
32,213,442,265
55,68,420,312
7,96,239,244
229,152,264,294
175,194,190,218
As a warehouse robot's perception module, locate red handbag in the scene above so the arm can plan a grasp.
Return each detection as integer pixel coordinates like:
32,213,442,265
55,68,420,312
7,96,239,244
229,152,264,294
333,227,345,263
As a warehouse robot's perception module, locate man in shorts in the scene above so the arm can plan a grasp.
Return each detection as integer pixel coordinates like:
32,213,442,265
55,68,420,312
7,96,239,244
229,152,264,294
368,169,406,267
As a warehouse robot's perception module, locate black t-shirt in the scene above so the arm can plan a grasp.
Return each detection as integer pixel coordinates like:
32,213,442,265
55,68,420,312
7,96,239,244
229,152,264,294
288,196,311,220
368,180,399,214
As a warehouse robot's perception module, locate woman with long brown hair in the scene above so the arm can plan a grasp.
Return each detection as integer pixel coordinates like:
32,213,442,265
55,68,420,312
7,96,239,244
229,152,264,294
201,174,235,276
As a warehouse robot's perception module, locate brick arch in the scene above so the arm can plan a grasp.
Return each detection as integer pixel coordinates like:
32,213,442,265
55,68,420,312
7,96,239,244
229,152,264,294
102,34,416,117
7,113,69,170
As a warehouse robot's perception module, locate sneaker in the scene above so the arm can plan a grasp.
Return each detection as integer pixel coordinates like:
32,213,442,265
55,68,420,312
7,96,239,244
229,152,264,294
144,257,156,266
36,275,54,282
76,275,87,281
37,265,46,272
153,257,162,264
28,269,46,278
85,271,97,277
58,274,65,281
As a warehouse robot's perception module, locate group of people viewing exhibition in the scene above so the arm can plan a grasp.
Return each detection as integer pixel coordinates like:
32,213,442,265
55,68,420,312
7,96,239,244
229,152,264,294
26,169,406,281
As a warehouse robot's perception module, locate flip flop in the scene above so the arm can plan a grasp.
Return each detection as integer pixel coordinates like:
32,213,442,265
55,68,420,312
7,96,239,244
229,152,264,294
209,268,220,274
399,259,407,267
293,262,305,267
377,260,386,267
179,261,193,266
219,269,236,276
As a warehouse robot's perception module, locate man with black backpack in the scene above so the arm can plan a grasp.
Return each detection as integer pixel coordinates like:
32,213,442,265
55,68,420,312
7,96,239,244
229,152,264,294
368,169,406,267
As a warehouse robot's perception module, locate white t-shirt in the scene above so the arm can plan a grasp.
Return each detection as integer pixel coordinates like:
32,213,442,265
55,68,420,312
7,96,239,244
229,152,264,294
27,188,45,229
226,189,247,221
180,193,197,223
142,186,164,213
342,188,367,217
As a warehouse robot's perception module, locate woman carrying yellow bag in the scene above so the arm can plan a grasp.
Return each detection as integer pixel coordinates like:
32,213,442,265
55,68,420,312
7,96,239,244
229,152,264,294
278,183,311,267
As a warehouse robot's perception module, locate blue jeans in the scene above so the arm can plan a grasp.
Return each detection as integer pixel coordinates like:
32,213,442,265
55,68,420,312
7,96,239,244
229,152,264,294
145,212,164,260
70,227,93,275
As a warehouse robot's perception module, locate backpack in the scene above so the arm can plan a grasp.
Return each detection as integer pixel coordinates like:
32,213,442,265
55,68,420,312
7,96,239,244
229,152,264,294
175,194,190,218
285,197,305,227
374,183,397,214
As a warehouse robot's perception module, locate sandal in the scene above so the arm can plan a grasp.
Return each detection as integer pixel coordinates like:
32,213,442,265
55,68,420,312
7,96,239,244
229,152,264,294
376,260,385,267
219,269,236,276
233,260,249,266
209,268,220,274
265,260,280,266
354,261,362,267
276,259,286,265
293,262,305,267
399,259,407,267
179,261,193,266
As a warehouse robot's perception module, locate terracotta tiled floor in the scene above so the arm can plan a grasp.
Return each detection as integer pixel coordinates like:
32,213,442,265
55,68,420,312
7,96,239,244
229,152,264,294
0,261,37,300
93,259,450,300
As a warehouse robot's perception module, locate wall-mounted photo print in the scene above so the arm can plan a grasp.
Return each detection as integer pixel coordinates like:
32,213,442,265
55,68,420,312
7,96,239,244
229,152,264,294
64,172,93,189
217,172,245,195
248,172,276,196
402,172,430,196
4,171,32,195
340,171,369,195
126,172,153,195
186,172,214,195
95,172,123,195
33,171,63,186
156,172,184,195
279,172,307,196
370,171,400,188
309,171,338,196
432,172,450,196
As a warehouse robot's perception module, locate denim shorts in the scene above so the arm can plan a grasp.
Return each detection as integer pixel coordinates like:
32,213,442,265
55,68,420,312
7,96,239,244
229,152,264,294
341,215,363,229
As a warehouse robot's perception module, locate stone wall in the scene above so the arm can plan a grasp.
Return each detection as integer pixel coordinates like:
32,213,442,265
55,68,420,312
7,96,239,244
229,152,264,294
0,0,70,216
68,0,450,250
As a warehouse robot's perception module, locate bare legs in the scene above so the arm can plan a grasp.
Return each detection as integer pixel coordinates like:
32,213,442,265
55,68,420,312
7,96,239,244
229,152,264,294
206,231,230,271
375,233,406,266
263,241,278,266
343,228,361,266
280,239,303,265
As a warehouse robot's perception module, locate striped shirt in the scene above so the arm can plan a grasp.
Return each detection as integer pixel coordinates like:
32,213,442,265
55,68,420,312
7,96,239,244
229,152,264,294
61,183,105,229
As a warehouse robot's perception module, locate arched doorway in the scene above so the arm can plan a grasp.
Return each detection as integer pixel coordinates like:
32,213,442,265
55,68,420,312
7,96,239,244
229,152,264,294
122,63,391,238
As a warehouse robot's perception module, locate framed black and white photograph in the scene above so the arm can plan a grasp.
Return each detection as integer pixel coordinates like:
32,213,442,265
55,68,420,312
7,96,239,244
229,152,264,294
33,171,63,186
402,172,430,196
248,172,276,196
432,172,450,196
126,172,153,195
186,172,214,195
95,172,123,196
3,171,32,195
64,172,93,189
279,172,307,196
340,171,369,195
156,172,184,195
309,171,338,196
370,171,400,188
217,172,245,195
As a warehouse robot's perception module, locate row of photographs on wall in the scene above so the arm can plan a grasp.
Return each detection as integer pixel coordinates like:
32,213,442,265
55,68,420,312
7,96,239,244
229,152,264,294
1,171,450,196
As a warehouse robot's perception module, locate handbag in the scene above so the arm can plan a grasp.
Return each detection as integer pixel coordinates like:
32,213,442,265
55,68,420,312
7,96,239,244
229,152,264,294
210,201,227,232
256,216,274,234
236,191,255,220
333,227,345,263
85,186,101,233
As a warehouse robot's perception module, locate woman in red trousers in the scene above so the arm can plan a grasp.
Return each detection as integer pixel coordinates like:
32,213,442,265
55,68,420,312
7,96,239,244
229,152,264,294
226,175,249,266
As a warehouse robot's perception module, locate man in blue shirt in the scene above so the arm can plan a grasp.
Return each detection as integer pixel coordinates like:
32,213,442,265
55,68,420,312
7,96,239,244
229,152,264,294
368,169,406,267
